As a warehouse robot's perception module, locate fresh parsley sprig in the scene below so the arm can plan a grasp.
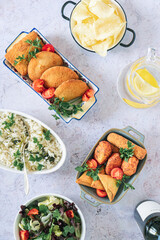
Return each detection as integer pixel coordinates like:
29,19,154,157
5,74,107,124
49,97,83,120
116,175,135,191
119,141,135,162
13,149,24,171
33,137,43,150
2,113,15,130
75,163,101,181
43,130,51,141
14,38,42,66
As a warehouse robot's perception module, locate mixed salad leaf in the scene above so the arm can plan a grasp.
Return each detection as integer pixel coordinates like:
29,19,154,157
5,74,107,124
19,196,82,240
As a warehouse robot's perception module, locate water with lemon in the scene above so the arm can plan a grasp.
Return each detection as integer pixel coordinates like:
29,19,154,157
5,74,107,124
125,48,160,108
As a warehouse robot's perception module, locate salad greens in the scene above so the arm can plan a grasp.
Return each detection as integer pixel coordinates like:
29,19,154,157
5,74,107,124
19,196,82,240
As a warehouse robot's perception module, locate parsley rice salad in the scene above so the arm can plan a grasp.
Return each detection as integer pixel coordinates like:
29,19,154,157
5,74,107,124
0,112,62,172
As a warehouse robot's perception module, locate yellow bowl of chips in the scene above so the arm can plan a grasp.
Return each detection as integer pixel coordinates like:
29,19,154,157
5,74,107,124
61,0,136,56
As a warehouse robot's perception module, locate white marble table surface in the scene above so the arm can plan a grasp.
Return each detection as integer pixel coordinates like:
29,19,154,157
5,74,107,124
0,0,160,239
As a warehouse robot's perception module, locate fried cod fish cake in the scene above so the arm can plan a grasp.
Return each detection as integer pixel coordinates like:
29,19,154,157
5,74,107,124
105,153,122,175
28,51,63,81
54,79,89,101
94,141,112,165
5,31,44,76
41,66,79,88
121,156,139,176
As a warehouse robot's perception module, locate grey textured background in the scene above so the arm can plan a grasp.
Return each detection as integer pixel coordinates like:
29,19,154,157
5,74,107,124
0,0,160,239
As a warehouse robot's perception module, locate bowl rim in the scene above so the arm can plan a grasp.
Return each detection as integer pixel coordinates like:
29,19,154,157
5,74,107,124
69,0,128,53
76,127,147,205
14,193,86,240
0,109,67,174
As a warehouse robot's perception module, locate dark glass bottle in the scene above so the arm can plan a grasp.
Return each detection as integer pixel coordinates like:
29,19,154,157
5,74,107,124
134,200,160,240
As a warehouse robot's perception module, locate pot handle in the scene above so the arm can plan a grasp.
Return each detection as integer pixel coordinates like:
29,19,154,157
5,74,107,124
123,126,145,143
61,1,76,21
80,191,101,207
120,28,136,48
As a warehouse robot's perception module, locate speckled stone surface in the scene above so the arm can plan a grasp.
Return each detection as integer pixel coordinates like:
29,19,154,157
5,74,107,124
0,0,160,239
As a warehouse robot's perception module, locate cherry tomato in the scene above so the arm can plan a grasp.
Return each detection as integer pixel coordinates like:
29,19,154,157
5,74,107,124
86,159,98,169
96,189,107,198
85,89,95,98
66,210,74,218
82,93,90,102
111,168,124,180
42,44,55,53
42,88,55,99
27,208,39,216
19,230,29,240
32,79,45,93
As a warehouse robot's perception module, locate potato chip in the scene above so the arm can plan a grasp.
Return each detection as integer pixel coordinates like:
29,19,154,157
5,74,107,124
91,37,114,56
72,2,91,22
89,1,115,18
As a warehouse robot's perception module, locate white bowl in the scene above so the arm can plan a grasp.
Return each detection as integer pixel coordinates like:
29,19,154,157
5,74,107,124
0,109,66,174
14,193,86,240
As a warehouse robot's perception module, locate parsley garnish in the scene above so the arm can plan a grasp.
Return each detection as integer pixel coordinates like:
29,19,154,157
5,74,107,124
33,137,42,150
63,226,75,237
49,97,83,120
37,163,44,171
43,130,51,141
2,113,15,130
29,155,42,162
75,163,101,181
13,149,24,171
116,175,135,191
119,141,135,162
14,38,42,66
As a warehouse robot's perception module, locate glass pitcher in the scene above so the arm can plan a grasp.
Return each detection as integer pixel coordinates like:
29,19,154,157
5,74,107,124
118,48,160,108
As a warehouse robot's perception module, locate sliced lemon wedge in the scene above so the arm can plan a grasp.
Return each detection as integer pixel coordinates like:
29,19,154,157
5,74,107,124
136,68,159,88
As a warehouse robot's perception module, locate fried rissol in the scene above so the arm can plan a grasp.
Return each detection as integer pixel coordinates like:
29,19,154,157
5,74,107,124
54,79,89,102
121,156,139,176
94,141,112,164
107,133,147,160
41,66,79,88
105,153,122,175
5,31,44,76
28,51,63,81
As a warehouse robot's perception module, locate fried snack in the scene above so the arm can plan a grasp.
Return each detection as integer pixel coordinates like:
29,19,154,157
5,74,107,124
54,79,89,102
91,180,105,191
110,143,119,153
107,133,147,160
98,174,119,202
76,171,92,187
41,66,79,88
105,153,122,175
121,156,139,176
28,51,63,81
94,141,112,165
5,31,44,76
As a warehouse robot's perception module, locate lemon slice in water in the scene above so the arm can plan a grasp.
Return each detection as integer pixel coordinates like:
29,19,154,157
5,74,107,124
133,68,160,96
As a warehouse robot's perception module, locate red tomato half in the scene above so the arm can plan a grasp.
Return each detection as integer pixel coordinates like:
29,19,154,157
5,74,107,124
96,189,107,198
32,79,45,93
42,44,55,53
42,88,55,99
66,210,74,218
86,159,98,169
19,230,29,240
82,93,90,102
85,89,95,98
111,168,124,180
27,208,39,216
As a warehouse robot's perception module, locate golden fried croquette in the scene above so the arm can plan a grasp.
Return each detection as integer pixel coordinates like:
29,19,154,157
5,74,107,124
110,143,119,153
28,51,63,81
54,79,89,101
105,153,122,175
94,141,112,165
5,31,44,76
41,66,79,88
107,133,147,160
121,156,139,176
